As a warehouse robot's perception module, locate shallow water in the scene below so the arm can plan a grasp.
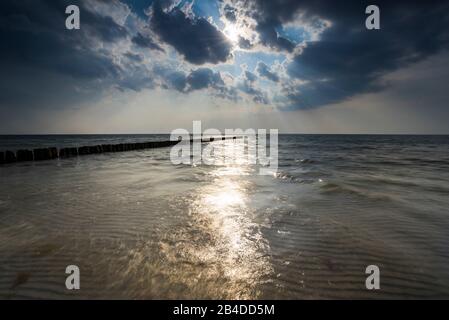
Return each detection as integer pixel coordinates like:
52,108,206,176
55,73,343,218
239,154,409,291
1,134,449,299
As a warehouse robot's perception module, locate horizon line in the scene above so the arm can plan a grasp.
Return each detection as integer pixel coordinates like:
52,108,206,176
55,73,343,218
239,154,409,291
1,133,449,136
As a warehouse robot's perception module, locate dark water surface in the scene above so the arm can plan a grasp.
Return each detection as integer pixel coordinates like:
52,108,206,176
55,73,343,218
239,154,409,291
1,135,449,299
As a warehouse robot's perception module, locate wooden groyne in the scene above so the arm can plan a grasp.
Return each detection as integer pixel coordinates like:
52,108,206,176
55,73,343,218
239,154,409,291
0,136,239,165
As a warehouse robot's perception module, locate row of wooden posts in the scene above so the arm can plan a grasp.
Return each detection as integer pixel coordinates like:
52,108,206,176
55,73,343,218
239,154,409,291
0,136,237,165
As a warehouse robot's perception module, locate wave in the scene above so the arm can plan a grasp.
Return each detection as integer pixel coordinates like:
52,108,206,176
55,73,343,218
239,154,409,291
318,181,397,202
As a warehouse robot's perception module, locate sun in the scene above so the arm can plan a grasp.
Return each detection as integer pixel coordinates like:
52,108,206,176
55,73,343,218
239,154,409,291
224,23,240,44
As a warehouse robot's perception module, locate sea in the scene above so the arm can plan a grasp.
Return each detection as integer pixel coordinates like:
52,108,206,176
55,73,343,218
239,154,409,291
0,134,449,299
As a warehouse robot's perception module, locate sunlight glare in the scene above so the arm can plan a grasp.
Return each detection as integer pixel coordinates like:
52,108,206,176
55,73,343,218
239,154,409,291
224,24,240,44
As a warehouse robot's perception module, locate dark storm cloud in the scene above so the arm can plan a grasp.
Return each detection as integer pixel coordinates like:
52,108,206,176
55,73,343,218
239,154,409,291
256,22,295,52
153,63,263,104
166,71,188,92
0,0,133,113
223,4,237,22
237,69,268,104
231,0,301,52
289,1,449,108
244,70,257,83
185,68,238,101
150,0,233,65
153,65,238,100
132,32,164,52
256,61,279,82
236,0,449,109
0,0,127,78
155,65,264,103
124,51,144,63
215,0,449,108
238,36,253,49
186,68,224,90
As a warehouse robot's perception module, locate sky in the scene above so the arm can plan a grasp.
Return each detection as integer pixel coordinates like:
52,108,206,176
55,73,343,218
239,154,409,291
0,0,449,134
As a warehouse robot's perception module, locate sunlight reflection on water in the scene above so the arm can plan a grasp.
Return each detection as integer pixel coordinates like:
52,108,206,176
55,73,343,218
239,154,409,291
158,140,273,298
